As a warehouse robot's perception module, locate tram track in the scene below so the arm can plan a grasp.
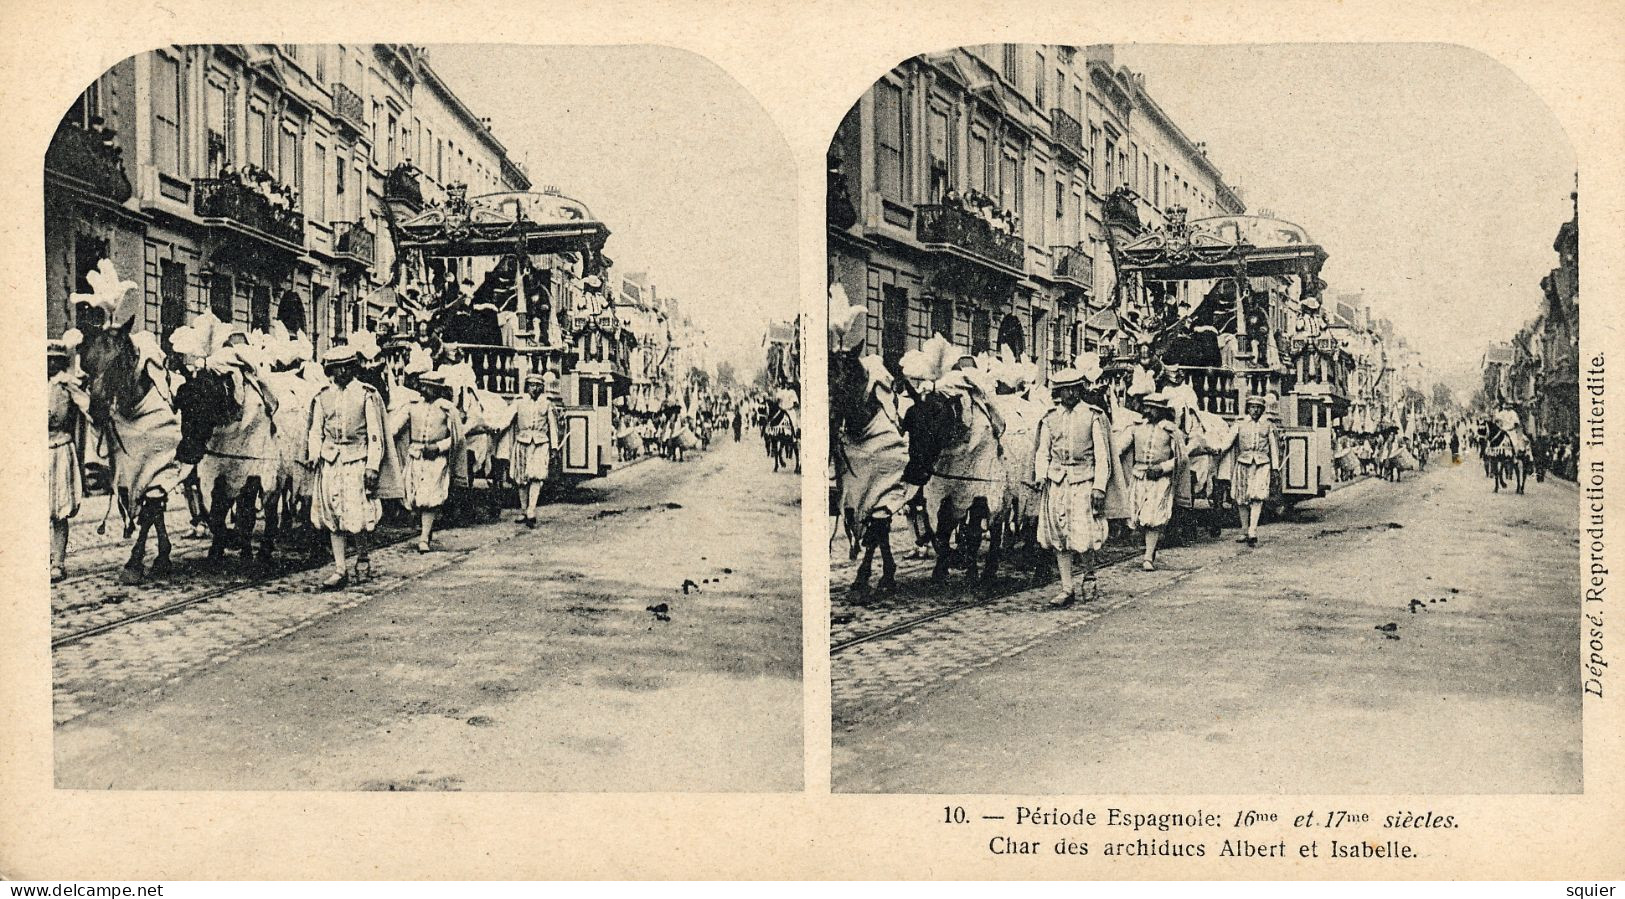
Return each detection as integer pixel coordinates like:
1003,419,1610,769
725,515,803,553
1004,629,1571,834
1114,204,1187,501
829,542,1148,654
51,524,421,650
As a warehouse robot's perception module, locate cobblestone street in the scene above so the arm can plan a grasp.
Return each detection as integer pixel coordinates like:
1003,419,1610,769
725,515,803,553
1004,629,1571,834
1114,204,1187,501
832,457,1580,794
54,438,802,791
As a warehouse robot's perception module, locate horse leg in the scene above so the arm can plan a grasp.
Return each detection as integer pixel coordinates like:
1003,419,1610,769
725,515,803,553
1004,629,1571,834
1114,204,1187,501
875,517,897,592
981,509,1003,584
930,499,956,582
149,493,173,577
852,542,875,594
121,502,154,584
260,485,280,565
207,478,233,561
962,498,987,577
234,479,259,563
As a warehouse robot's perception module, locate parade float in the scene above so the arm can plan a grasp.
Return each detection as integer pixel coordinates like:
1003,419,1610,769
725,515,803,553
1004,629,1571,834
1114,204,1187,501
1099,190,1347,508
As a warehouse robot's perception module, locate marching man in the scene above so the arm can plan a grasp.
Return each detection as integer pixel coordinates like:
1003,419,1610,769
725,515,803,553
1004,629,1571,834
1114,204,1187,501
1226,393,1281,547
1121,391,1186,570
510,371,560,527
306,345,386,589
1033,365,1112,607
48,339,90,582
393,370,462,553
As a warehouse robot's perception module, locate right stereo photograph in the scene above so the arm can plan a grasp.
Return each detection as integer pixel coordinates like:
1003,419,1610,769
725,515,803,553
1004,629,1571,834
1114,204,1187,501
825,43,1580,794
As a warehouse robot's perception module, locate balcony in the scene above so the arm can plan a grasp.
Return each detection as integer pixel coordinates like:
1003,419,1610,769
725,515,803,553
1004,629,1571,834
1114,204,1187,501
333,221,376,267
1050,108,1086,161
383,163,424,212
192,177,305,248
915,204,1024,273
45,119,132,203
1051,244,1094,289
331,83,366,135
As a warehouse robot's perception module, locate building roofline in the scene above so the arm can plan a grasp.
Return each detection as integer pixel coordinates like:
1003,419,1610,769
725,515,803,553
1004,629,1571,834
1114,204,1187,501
409,47,532,190
1114,66,1245,213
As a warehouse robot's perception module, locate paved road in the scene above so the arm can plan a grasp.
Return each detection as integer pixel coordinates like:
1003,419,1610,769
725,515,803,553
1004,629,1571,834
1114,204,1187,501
54,436,802,792
833,456,1580,794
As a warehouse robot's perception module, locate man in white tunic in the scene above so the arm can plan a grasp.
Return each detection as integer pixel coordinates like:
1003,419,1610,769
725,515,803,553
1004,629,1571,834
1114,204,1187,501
1033,367,1111,607
510,371,560,527
1120,391,1185,570
1225,393,1280,546
393,370,462,552
306,345,385,588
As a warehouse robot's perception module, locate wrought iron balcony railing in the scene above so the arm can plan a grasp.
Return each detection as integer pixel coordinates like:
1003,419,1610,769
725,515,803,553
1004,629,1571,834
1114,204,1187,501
333,221,376,264
383,163,424,210
915,203,1024,271
1050,108,1086,160
1051,244,1094,287
331,83,366,134
45,119,132,202
193,177,305,246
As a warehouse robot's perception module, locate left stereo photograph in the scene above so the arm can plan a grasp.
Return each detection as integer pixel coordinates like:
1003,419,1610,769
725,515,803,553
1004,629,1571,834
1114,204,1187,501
44,43,803,791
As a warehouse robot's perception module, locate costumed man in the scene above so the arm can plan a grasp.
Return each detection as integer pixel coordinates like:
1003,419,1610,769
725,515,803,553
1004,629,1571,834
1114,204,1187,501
839,355,910,595
393,370,462,553
48,339,90,582
1120,391,1186,571
511,371,560,528
1033,367,1111,608
306,345,385,589
1226,394,1280,546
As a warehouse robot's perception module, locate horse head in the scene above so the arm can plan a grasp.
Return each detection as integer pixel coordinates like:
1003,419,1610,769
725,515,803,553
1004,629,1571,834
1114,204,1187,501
77,321,147,437
900,387,963,487
827,346,873,444
174,367,242,465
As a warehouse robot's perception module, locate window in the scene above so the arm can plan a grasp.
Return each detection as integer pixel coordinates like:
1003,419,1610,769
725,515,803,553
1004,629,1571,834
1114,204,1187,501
371,102,381,163
309,142,326,220
1002,45,1018,82
968,131,987,193
1033,52,1045,106
1072,84,1083,121
1103,138,1116,189
159,260,187,340
334,152,346,199
152,54,182,177
314,46,326,82
970,308,991,355
874,81,905,204
205,81,228,175
310,284,326,349
1088,125,1101,185
209,272,234,322
251,284,272,333
246,107,265,167
1031,167,1045,244
999,149,1018,215
435,137,444,181
881,284,908,366
929,298,953,341
386,113,396,168
337,46,346,86
1055,179,1065,222
278,124,299,187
